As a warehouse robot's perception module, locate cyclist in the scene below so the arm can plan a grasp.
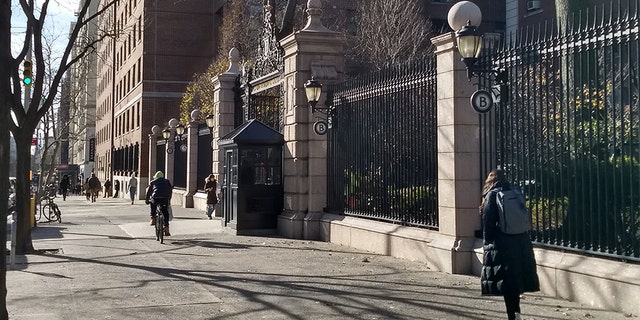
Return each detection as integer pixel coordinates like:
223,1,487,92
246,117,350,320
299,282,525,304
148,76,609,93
145,171,173,236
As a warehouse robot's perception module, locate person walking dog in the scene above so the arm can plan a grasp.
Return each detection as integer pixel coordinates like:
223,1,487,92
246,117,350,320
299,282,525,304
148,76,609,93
479,169,540,320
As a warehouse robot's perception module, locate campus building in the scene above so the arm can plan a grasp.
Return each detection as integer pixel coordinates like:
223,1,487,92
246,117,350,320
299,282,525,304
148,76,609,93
92,0,215,191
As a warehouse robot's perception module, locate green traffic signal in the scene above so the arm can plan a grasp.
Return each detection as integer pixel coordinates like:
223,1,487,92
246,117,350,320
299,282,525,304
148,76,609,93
23,59,33,86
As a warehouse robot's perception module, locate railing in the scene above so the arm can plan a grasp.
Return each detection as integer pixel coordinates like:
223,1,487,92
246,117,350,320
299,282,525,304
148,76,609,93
481,0,640,262
197,126,213,191
327,60,439,229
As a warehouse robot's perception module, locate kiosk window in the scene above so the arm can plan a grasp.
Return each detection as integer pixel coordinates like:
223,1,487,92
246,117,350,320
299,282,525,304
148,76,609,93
240,147,281,185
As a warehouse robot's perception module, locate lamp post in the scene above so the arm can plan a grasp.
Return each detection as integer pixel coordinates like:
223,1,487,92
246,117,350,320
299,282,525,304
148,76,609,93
304,77,322,114
162,128,172,154
304,78,330,135
205,114,215,134
175,123,185,137
448,1,508,113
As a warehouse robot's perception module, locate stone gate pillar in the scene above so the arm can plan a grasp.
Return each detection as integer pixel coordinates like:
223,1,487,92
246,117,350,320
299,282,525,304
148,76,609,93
431,32,483,274
147,125,161,195
184,110,201,208
164,118,179,184
211,48,240,218
278,0,345,239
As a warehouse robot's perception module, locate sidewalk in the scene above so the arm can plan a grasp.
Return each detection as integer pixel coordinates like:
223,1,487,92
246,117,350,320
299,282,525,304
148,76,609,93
6,195,634,320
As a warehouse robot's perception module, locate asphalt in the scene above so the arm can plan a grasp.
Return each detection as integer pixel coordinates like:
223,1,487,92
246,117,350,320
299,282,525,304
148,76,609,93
5,195,636,320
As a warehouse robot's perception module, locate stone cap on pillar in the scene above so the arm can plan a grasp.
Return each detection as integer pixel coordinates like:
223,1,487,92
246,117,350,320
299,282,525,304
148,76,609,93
301,0,334,33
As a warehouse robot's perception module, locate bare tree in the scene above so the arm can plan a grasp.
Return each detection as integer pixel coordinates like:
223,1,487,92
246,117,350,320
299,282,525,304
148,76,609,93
180,0,302,120
352,0,433,70
3,0,119,258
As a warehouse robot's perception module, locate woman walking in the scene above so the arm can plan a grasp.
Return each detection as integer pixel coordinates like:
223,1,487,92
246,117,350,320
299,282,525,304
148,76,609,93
204,174,218,219
128,173,138,205
59,174,70,201
480,169,539,320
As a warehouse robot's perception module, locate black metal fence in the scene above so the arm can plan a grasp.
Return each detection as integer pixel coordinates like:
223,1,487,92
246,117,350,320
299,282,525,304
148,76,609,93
481,1,640,261
173,141,187,189
197,126,213,191
326,60,439,229
245,86,283,133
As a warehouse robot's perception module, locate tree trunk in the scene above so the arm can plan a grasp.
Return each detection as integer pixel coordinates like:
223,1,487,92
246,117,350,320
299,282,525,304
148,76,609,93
0,0,12,316
0,85,9,320
14,132,35,254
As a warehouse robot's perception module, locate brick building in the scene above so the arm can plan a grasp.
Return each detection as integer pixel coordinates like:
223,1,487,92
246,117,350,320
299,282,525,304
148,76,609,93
93,0,215,190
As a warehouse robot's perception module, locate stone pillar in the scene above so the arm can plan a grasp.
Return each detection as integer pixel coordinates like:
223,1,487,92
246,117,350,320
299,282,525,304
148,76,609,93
211,48,240,177
147,125,161,196
212,48,241,218
278,0,345,239
184,110,201,208
164,118,179,184
432,32,483,274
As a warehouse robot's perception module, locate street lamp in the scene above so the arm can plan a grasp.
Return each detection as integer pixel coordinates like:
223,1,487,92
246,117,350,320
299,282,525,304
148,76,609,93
161,128,171,142
448,1,506,83
304,77,323,114
175,123,185,141
448,1,508,111
304,77,331,135
205,114,215,134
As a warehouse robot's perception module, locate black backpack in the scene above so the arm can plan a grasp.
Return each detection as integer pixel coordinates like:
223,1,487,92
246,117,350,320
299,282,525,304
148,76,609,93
495,188,532,234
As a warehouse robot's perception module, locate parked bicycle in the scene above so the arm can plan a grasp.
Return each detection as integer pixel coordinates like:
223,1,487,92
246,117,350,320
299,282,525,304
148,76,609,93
36,194,61,223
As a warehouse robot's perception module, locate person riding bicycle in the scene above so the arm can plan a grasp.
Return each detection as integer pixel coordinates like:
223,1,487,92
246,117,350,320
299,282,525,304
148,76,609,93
145,171,173,236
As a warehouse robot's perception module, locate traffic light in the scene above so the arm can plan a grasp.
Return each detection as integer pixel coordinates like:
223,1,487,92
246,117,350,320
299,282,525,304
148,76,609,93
23,59,33,86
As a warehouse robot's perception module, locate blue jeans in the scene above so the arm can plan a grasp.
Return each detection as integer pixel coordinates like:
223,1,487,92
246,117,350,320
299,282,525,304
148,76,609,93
207,204,215,217
129,188,137,202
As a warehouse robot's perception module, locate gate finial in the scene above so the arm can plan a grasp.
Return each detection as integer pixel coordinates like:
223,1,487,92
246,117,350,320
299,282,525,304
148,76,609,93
226,48,240,75
302,0,332,32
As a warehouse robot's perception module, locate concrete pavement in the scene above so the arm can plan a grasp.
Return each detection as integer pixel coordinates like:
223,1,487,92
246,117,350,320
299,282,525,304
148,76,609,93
6,195,635,320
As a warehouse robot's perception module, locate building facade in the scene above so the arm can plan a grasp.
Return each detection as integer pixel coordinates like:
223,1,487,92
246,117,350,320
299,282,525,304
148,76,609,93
67,0,98,183
94,0,215,192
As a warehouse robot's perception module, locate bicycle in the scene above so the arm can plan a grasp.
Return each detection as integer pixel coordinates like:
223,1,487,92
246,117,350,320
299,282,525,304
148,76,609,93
155,203,166,244
36,195,61,223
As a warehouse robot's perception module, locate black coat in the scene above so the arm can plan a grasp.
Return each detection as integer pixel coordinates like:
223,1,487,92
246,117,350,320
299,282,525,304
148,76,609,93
481,181,540,296
145,178,173,200
205,180,218,204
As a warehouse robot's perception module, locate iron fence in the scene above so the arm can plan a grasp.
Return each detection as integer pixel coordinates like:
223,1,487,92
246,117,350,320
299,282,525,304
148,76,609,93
327,60,438,229
481,0,640,261
197,126,213,191
173,141,187,189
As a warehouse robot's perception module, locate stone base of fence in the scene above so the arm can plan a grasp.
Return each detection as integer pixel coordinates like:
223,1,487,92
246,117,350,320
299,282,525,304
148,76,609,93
278,211,305,239
316,213,477,274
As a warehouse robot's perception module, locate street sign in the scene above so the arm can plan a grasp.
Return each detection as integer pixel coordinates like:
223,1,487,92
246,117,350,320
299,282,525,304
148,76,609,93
88,138,95,162
470,90,493,113
313,120,328,135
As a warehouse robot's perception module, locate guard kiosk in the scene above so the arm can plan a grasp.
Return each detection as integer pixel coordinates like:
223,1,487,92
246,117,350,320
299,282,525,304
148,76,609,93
218,119,284,235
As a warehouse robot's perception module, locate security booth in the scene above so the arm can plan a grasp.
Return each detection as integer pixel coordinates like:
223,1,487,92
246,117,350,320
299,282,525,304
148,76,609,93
218,119,284,235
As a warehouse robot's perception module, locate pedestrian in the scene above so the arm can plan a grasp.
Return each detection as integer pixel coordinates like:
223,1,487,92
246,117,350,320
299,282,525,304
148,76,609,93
113,180,120,198
88,173,101,203
103,179,112,198
128,173,138,205
479,169,540,320
204,174,218,219
84,178,91,200
59,174,70,201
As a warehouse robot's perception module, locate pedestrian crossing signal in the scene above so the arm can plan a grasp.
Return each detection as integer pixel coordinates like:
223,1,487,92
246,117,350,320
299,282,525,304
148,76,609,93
23,59,33,86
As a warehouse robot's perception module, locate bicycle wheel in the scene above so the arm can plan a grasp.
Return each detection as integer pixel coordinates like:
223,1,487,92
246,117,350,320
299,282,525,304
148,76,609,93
155,216,164,243
52,204,62,223
42,204,57,222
